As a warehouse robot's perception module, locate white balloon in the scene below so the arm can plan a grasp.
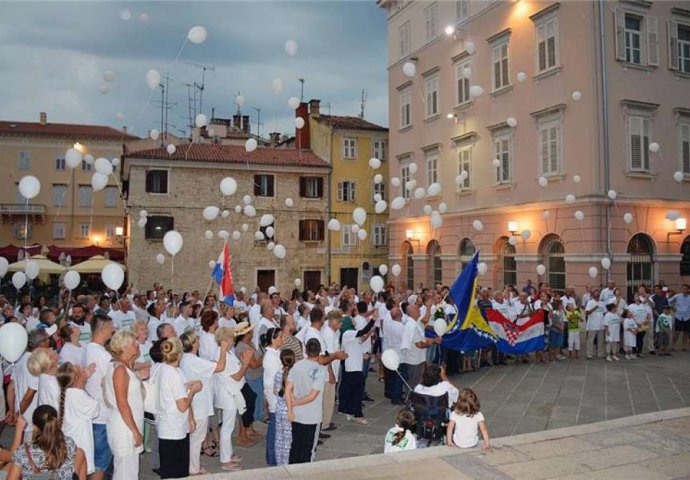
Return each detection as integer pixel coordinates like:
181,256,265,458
187,26,208,44
18,175,41,199
607,189,617,200
260,214,275,227
492,158,501,168
649,142,660,153
137,217,147,228
0,257,8,276
203,206,220,221
255,231,264,241
111,157,120,167
391,177,401,188
218,230,229,240
414,187,426,200
433,319,447,337
288,97,300,110
623,213,634,224
538,176,548,188
508,236,518,246
243,195,252,205
370,275,384,293
195,114,208,128
272,78,284,94
245,138,258,153
601,257,612,270
84,154,94,165
536,264,546,276
379,264,388,276
221,210,230,219
571,91,582,102
273,244,287,259
149,129,160,140
352,207,367,226
115,112,126,122
374,174,383,184
516,71,527,83
294,117,305,129
119,8,131,20
209,260,216,269
327,219,341,231
285,198,294,207
374,194,382,203
402,62,416,77
103,70,116,83
464,40,476,54
351,225,360,234
99,84,109,95
0,323,28,363
463,67,471,79
294,278,302,288
477,262,488,275
139,13,149,22
588,266,598,278
573,174,582,184
163,230,183,256
405,180,417,191
408,163,418,174
431,214,442,229
574,210,584,221
423,204,433,215
235,95,245,107
204,230,213,240
357,229,368,241
23,260,39,280
507,117,518,128
244,205,256,217
565,194,576,204
265,226,275,238
101,263,125,290
166,144,176,155
242,223,249,232
146,69,161,90
427,183,442,197
455,175,463,186
95,157,113,176
232,230,241,240
666,210,681,221
12,271,26,290
438,202,448,214
472,219,484,231
91,172,108,191
391,264,402,277
543,210,551,219
65,149,82,169
369,157,381,169
673,171,684,183
469,85,484,98
381,349,400,370
285,39,298,56
375,200,387,214
391,196,406,210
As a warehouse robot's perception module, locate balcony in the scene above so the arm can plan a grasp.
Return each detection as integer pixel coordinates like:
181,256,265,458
0,203,46,223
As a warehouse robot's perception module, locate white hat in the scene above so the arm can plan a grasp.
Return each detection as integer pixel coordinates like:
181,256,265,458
408,294,418,305
268,286,277,295
45,325,58,337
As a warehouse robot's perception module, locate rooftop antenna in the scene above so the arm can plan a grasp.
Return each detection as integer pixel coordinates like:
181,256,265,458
359,89,368,119
185,61,215,115
252,106,263,139
299,78,305,102
152,74,176,145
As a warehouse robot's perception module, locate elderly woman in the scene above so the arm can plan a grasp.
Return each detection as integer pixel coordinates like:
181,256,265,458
132,319,152,372
157,337,202,479
179,331,231,475
199,310,221,361
28,347,60,410
103,330,145,480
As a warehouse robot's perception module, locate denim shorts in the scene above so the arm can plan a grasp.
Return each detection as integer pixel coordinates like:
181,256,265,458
549,330,563,349
93,423,113,471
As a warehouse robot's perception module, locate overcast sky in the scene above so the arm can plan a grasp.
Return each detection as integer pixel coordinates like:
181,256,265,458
0,1,388,139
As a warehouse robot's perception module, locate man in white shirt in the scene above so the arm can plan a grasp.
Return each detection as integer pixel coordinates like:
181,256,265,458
628,292,652,356
320,310,343,432
69,303,92,345
353,302,375,401
295,304,310,332
670,284,690,349
400,303,435,391
600,281,616,304
339,314,376,424
110,298,136,331
248,292,267,330
585,289,606,359
382,305,405,405
173,302,195,336
256,301,279,348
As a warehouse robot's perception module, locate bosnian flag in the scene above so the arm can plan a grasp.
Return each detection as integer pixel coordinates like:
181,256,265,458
485,309,545,354
212,242,235,305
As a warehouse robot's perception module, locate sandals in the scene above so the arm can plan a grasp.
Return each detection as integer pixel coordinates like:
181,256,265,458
222,462,242,471
202,446,218,457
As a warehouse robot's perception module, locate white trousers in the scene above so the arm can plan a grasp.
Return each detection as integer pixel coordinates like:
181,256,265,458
219,408,237,464
189,414,209,474
113,453,139,480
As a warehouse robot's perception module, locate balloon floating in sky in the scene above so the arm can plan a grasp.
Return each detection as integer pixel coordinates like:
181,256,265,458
166,144,176,155
285,40,298,57
119,9,131,21
402,62,416,77
187,26,208,44
272,78,283,94
516,71,527,83
288,97,300,110
195,114,208,128
146,69,161,90
245,138,257,153
103,70,116,83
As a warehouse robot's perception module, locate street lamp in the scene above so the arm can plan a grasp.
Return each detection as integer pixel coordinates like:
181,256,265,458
508,221,519,236
668,217,686,240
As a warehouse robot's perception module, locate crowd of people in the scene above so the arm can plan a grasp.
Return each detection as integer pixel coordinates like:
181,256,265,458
0,277,688,478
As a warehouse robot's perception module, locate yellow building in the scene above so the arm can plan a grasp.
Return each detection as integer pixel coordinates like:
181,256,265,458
305,100,389,291
0,112,136,261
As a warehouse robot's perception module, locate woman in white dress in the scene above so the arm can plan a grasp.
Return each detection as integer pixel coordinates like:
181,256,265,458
28,347,60,410
57,361,99,474
104,330,145,480
59,324,84,366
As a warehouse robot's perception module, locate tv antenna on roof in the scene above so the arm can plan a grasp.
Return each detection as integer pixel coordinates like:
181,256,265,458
185,61,215,116
360,89,368,119
299,78,305,102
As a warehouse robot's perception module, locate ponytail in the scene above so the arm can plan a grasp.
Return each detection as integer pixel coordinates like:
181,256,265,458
278,349,295,397
392,429,406,447
32,405,68,471
392,409,416,447
56,362,77,430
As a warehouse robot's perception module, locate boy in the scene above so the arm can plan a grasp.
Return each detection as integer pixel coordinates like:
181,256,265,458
657,305,672,356
565,304,581,359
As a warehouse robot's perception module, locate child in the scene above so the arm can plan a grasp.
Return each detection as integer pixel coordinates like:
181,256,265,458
622,309,638,360
603,301,622,361
273,349,295,466
550,300,566,361
384,409,417,453
446,388,490,450
657,305,672,356
566,304,582,359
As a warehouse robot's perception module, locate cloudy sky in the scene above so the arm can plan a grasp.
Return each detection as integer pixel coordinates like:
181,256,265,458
0,1,389,139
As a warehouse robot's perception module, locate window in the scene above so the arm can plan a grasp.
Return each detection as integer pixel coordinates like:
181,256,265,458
628,116,651,172
625,14,642,64
341,225,356,247
680,122,690,175
145,216,174,240
18,151,31,170
494,133,513,183
254,174,275,197
428,241,442,285
426,149,439,185
104,186,118,208
53,223,66,240
671,22,690,73
626,233,655,299
78,185,93,208
52,184,67,207
424,74,439,118
541,235,566,291
399,87,412,128
13,223,30,240
457,0,468,22
373,139,386,162
81,160,92,171
404,242,414,290
501,240,517,288
458,238,476,273
535,17,559,72
79,223,91,239
145,170,168,194
337,181,356,202
105,224,116,240
424,3,438,41
400,161,411,200
615,10,658,66
299,177,323,198
399,21,411,58
55,156,66,171
14,183,23,204
342,138,357,159
373,181,386,202
538,118,562,176
298,219,324,241
492,40,510,91
373,224,387,247
457,146,472,190
455,61,471,105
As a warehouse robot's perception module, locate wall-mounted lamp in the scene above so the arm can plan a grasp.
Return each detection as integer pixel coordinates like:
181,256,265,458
115,226,124,237
668,217,687,240
406,229,420,246
444,25,457,40
508,221,519,236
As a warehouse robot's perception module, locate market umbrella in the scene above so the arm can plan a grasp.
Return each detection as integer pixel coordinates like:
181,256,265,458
71,255,127,274
7,255,67,275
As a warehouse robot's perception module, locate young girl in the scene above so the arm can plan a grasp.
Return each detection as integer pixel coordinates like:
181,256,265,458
274,349,295,466
550,300,566,361
622,309,638,360
384,409,417,453
566,304,582,359
446,388,490,450
603,302,622,362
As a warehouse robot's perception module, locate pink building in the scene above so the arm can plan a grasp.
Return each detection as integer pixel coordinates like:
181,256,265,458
379,0,690,297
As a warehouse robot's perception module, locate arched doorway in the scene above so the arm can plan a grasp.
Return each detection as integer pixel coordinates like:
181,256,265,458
540,234,566,291
626,233,655,300
427,240,442,286
403,241,414,290
681,235,690,277
495,237,516,288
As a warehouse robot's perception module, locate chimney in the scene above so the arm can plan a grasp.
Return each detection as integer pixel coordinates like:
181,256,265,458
39,112,47,125
296,102,310,150
122,126,127,134
269,132,281,147
232,115,241,130
309,99,321,118
242,115,250,134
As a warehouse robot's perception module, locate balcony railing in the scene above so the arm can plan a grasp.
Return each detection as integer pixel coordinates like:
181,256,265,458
0,204,46,215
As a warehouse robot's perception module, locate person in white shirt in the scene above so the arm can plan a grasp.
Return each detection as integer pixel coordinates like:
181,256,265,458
413,363,459,406
29,348,60,411
670,284,690,349
59,324,85,366
600,281,616,304
384,409,417,453
69,303,92,345
382,305,406,405
260,327,283,466
295,304,310,332
585,289,606,359
294,306,346,371
400,303,436,391
11,330,49,440
199,310,222,361
446,388,490,450
353,302,376,401
248,293,267,331
218,304,238,330
603,301,622,361
110,299,136,332
340,315,376,423
320,310,343,432
146,303,164,342
628,292,652,357
173,302,196,337
255,302,279,348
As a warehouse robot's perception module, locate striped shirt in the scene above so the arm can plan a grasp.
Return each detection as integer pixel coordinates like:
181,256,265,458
280,334,304,362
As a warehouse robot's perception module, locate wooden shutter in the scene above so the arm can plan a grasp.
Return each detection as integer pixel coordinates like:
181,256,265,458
316,177,324,198
298,220,306,241
669,20,679,70
317,220,324,241
615,9,626,61
682,125,690,174
299,177,306,197
629,117,643,170
268,176,275,196
538,38,547,71
253,175,261,195
146,171,153,192
540,127,549,174
160,171,168,193
550,125,559,173
647,16,659,66
337,182,343,202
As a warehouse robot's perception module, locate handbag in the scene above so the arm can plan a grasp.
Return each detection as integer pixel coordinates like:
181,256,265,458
23,444,60,480
143,378,158,415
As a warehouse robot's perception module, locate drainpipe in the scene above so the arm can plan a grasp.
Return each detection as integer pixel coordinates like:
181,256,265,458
327,127,334,285
598,0,613,280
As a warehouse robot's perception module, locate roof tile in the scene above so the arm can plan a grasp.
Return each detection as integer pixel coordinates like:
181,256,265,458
0,121,138,140
315,115,388,131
